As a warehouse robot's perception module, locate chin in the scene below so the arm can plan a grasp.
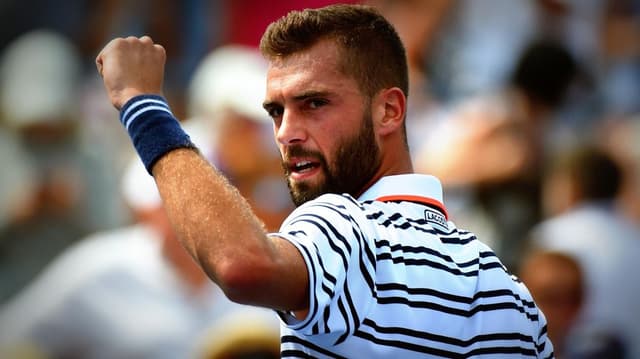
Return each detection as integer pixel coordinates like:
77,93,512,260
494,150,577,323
288,180,324,207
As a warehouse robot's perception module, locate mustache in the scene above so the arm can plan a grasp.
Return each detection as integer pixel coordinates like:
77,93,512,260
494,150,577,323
281,145,327,174
282,145,323,163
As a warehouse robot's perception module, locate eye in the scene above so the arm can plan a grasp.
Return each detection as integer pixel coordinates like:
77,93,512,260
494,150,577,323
266,105,283,119
307,98,328,110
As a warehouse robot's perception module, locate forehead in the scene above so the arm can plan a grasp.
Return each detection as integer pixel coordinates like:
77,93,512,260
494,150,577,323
265,40,360,98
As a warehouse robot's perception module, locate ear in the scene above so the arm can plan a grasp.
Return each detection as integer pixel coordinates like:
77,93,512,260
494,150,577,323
373,87,406,137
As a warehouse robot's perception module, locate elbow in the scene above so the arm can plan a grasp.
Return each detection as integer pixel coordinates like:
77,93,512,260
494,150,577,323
215,258,270,305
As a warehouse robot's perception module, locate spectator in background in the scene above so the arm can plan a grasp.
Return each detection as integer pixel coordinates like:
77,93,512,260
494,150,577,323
518,250,584,358
0,129,36,234
0,29,127,304
599,114,640,223
415,38,580,269
529,145,640,359
0,155,279,359
365,0,454,160
425,0,539,102
597,0,640,118
185,44,294,231
517,249,626,358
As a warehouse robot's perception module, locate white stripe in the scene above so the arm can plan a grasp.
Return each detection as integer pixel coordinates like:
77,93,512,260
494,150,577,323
125,106,173,130
121,98,169,124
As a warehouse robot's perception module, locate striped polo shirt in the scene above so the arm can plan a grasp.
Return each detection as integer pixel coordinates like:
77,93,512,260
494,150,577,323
271,174,553,358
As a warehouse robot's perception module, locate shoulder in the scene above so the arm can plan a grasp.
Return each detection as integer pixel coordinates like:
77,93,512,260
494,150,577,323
275,193,374,250
283,194,365,223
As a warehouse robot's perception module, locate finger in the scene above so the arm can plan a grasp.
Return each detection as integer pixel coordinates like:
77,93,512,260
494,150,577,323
139,35,154,44
153,44,166,58
95,56,103,77
95,42,111,77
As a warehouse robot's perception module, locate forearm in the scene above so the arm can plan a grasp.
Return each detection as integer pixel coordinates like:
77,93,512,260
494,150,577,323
152,148,308,310
151,148,272,281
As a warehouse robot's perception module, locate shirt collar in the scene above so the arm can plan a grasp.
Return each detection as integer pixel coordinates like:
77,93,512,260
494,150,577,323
358,174,448,219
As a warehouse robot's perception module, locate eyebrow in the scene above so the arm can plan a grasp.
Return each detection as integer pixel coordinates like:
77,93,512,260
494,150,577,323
263,90,332,110
292,90,331,101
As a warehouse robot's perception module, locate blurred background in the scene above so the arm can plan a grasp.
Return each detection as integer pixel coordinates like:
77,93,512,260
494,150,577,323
0,0,638,358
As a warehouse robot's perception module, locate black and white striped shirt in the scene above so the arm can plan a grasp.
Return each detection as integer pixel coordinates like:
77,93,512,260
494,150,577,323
271,174,553,358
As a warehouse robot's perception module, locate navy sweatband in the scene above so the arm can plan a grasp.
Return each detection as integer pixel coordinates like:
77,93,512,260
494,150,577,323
119,94,195,173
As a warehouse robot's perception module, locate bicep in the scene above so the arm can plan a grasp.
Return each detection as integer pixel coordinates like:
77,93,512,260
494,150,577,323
267,235,310,312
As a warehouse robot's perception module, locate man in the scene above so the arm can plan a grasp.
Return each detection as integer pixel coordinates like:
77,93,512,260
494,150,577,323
518,250,585,357
530,145,640,358
96,4,553,358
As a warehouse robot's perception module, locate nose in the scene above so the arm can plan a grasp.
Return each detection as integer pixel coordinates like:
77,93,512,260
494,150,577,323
275,109,306,146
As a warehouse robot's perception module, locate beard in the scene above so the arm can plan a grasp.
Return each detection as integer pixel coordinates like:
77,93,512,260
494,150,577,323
283,108,381,207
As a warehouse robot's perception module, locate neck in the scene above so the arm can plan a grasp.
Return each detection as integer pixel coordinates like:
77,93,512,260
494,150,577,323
357,148,413,198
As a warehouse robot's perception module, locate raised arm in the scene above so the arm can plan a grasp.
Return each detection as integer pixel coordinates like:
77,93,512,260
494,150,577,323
96,36,308,311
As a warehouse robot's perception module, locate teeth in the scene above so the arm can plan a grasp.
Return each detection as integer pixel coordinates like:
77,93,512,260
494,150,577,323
295,161,311,169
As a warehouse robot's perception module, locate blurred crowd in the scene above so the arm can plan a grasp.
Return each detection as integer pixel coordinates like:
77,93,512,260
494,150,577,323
0,0,638,358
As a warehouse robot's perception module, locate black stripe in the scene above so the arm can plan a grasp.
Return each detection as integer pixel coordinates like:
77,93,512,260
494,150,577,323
312,202,351,220
311,240,338,287
366,210,443,235
322,305,331,334
374,295,539,321
361,318,537,346
377,282,536,308
281,335,347,359
281,349,316,358
289,217,350,272
440,234,477,245
334,269,360,345
365,207,457,237
321,282,333,297
288,213,360,337
314,202,377,297
289,237,320,331
537,324,550,353
353,330,537,358
335,297,351,345
288,230,306,236
356,230,377,299
376,239,499,269
376,252,505,277
289,203,373,338
342,194,364,208
363,201,449,228
406,217,455,235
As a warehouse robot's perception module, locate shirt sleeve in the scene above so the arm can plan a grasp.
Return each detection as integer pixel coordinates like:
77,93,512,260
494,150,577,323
270,194,377,344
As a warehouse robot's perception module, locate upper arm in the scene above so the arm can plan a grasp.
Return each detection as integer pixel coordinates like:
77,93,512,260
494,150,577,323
274,196,377,337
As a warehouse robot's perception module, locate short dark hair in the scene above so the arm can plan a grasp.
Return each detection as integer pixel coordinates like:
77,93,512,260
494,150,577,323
259,4,409,100
555,146,622,201
511,39,578,109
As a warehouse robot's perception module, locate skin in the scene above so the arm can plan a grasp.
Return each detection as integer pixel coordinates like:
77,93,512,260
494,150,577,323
96,35,411,313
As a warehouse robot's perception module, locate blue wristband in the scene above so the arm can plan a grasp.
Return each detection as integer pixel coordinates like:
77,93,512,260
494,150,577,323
119,94,195,173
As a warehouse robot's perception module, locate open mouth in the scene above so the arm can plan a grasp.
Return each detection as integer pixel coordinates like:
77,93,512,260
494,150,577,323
292,160,318,173
286,158,322,180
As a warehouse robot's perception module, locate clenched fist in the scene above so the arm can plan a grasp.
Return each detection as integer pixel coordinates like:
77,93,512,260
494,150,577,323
96,36,166,110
